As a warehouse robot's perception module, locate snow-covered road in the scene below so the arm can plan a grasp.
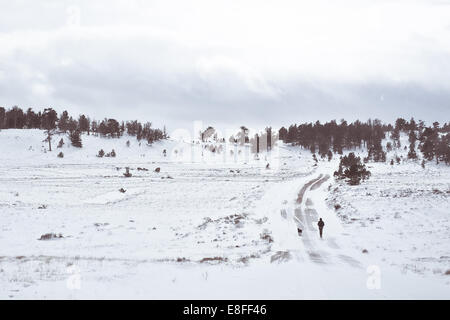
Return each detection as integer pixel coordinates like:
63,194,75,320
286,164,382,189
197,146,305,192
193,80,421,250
293,173,362,268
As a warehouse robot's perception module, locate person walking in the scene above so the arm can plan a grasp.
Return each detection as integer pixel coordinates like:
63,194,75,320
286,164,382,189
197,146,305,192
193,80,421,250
317,218,325,238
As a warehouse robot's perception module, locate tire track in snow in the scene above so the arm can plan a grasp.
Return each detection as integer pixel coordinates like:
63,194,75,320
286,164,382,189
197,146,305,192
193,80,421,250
296,175,323,205
293,174,328,264
293,173,362,268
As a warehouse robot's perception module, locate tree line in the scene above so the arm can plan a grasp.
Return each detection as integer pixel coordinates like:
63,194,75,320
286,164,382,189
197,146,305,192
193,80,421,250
1,106,449,164
0,106,167,145
279,118,450,165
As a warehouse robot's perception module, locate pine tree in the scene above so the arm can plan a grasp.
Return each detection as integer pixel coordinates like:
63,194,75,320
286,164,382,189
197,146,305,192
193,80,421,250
391,128,400,148
334,152,371,185
386,142,393,152
0,107,5,129
69,130,82,148
436,134,450,164
408,130,416,144
367,136,386,162
278,127,288,142
407,143,417,160
78,114,90,134
419,127,437,161
58,110,70,132
327,150,333,161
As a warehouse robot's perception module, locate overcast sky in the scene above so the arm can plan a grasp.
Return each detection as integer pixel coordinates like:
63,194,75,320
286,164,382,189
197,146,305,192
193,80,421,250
0,0,449,131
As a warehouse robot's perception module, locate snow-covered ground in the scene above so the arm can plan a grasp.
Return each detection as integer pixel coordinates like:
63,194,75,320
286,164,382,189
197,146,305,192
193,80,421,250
0,129,449,299
327,155,450,277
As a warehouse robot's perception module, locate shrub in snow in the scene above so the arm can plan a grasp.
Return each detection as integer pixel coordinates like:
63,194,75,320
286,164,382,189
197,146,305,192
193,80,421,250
199,257,228,264
119,188,126,193
334,152,371,185
97,149,105,157
260,230,274,243
270,251,291,263
38,233,63,240
57,138,64,148
123,167,132,177
154,167,160,173
176,257,189,263
105,149,116,157
57,152,64,158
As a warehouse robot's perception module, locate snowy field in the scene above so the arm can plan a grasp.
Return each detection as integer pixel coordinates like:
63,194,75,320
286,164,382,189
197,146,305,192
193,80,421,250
0,129,449,299
327,158,450,276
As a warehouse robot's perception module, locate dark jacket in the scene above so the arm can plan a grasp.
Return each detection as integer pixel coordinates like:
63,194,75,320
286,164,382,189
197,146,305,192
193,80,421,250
318,220,324,228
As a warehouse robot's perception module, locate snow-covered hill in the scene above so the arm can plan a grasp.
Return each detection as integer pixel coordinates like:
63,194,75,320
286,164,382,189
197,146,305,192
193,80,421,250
0,129,449,299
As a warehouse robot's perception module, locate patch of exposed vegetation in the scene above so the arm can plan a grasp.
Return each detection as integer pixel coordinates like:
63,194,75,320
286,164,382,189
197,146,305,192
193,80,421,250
270,251,291,263
199,256,228,264
38,233,63,240
260,229,274,243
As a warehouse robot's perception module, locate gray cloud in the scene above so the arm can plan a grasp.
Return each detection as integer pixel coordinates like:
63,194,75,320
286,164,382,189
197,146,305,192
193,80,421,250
0,0,449,131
